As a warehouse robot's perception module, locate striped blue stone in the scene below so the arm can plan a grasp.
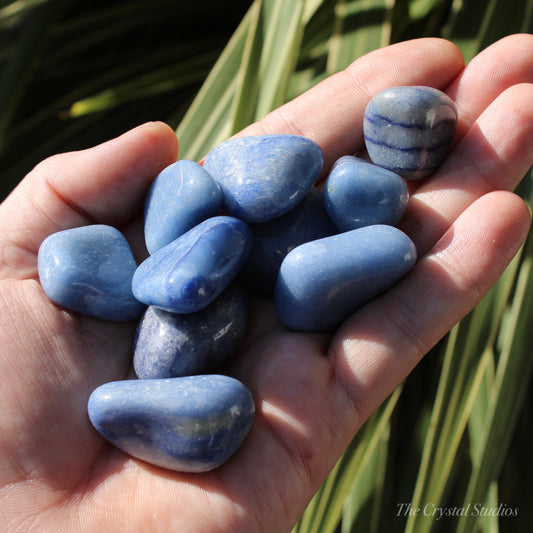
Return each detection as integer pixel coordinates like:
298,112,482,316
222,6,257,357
87,374,255,472
324,156,409,232
133,284,248,379
363,86,457,180
203,134,323,223
274,224,417,331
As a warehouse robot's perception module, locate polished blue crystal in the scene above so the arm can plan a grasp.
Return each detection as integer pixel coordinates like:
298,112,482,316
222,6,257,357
239,187,337,294
134,284,248,379
363,86,457,180
38,225,145,321
203,134,323,223
324,156,409,232
144,159,222,254
274,225,417,331
132,216,252,314
87,374,255,472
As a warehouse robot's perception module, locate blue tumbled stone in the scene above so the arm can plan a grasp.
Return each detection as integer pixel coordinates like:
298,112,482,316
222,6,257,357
38,225,145,321
132,216,252,314
274,225,417,331
134,284,248,379
239,187,338,294
87,374,255,472
324,156,409,232
144,159,222,254
363,86,457,180
203,134,323,223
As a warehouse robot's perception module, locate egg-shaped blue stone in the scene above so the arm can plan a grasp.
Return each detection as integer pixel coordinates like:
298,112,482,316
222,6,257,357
274,225,417,331
239,187,338,294
203,134,323,223
324,156,409,232
363,86,457,180
38,225,145,321
134,284,248,379
87,374,255,472
144,159,222,255
132,216,252,314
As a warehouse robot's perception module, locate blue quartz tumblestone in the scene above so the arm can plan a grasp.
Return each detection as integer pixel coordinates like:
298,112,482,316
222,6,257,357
203,134,323,223
144,159,222,254
239,187,338,294
324,156,409,232
87,374,255,473
134,284,248,379
363,86,457,180
132,216,252,314
38,225,145,321
274,225,417,331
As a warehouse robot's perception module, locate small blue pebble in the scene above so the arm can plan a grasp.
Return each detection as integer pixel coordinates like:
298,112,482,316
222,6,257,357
87,374,255,472
134,284,248,379
239,187,338,294
324,156,409,232
363,86,457,180
144,159,222,254
132,216,252,314
38,225,145,321
274,225,417,331
203,134,323,223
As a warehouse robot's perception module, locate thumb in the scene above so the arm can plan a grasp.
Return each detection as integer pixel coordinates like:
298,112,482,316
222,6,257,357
0,122,178,273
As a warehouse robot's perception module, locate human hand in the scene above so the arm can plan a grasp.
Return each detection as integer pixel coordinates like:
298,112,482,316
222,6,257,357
1,34,533,532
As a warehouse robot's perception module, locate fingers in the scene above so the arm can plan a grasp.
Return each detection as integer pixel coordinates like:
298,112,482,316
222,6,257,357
448,33,533,144
0,122,178,259
238,38,464,173
402,82,533,256
330,190,531,424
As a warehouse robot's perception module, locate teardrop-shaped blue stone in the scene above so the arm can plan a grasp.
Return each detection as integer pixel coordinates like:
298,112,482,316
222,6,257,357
87,375,255,472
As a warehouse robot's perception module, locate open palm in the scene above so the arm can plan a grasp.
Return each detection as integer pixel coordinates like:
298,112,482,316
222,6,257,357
1,35,533,532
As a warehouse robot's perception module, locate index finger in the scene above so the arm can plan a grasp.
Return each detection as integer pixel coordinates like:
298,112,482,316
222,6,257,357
238,38,464,174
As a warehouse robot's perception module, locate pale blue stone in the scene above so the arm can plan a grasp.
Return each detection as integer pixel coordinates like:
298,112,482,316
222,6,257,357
38,225,145,321
324,156,409,232
203,134,323,223
134,284,248,379
144,159,222,254
132,216,252,314
239,187,337,294
363,86,457,180
87,375,255,472
274,225,417,331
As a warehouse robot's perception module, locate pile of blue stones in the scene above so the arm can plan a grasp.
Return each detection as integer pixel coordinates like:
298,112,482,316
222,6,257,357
37,86,457,473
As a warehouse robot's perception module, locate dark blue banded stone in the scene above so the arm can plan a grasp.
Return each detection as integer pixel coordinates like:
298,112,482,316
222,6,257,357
324,156,409,232
203,134,323,223
38,225,145,321
132,216,252,314
363,86,457,180
87,374,255,472
239,187,338,294
133,284,248,379
144,159,222,255
274,224,417,331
